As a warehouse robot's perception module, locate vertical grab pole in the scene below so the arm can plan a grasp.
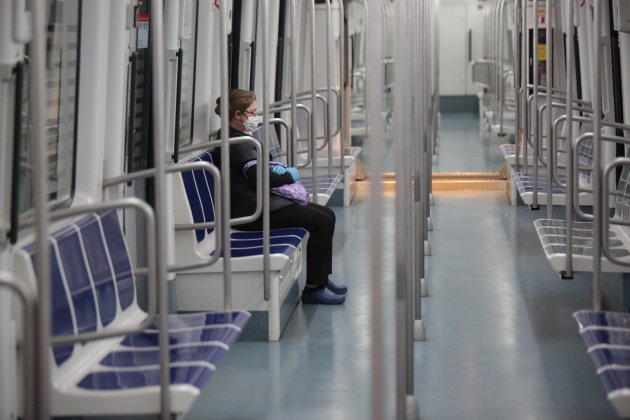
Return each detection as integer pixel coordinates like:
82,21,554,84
147,0,172,416
498,0,506,136
519,0,529,172
362,0,368,127
428,0,433,256
514,0,521,158
393,0,408,415
532,0,540,208
393,0,419,417
326,0,333,175
338,0,346,180
413,0,426,343
365,1,385,417
27,0,51,416
261,0,271,301
290,0,297,167
591,0,602,309
309,0,318,204
563,0,575,278
219,0,233,309
545,0,553,219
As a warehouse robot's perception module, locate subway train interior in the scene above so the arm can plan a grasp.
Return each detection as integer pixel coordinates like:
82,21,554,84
3,0,630,418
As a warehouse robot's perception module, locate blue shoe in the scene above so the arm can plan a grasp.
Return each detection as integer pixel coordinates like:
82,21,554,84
326,279,348,295
302,287,345,305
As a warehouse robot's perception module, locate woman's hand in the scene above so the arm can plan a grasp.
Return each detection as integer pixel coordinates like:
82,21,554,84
286,167,300,181
272,165,288,175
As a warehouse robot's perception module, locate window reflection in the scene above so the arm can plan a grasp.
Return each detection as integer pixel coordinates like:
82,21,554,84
19,0,80,214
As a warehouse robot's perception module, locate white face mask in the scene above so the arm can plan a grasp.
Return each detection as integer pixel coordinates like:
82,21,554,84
243,116,260,132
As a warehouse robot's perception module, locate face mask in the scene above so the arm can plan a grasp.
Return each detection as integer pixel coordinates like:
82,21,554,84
243,116,260,132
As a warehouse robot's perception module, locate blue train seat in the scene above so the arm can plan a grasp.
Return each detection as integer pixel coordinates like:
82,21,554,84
13,211,249,416
573,310,630,417
171,150,309,341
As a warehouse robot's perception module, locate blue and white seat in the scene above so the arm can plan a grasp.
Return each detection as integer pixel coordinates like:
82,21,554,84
509,121,596,207
574,310,630,417
171,150,309,341
12,211,249,416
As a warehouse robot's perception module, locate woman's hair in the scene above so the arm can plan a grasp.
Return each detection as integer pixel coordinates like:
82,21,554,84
214,89,256,119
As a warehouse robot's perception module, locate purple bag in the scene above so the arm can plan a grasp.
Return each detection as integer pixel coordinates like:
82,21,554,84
243,160,310,206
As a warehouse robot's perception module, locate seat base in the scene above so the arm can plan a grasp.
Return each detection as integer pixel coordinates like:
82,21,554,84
175,250,306,341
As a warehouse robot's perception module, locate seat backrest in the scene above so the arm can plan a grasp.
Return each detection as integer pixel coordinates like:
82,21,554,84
180,151,216,243
251,126,284,163
576,121,594,184
615,152,630,220
24,212,139,368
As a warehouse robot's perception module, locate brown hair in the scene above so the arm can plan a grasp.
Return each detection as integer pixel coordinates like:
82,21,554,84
214,89,256,120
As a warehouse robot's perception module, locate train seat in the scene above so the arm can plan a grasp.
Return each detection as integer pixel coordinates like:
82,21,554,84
293,108,356,206
499,143,536,167
533,160,630,273
573,310,630,417
12,211,249,416
172,150,309,341
252,122,351,206
508,125,595,207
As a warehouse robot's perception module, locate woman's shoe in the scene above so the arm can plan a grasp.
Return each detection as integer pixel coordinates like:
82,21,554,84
302,287,345,305
326,279,348,295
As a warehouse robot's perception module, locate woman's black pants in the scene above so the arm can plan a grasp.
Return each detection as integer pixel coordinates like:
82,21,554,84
237,202,336,287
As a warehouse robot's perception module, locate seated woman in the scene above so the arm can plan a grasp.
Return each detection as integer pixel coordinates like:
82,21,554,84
213,89,347,305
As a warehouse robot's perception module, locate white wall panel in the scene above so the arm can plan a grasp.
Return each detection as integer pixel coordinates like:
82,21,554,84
439,4,468,95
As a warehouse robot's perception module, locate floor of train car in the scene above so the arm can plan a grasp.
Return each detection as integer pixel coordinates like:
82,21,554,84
184,113,617,419
77,114,617,419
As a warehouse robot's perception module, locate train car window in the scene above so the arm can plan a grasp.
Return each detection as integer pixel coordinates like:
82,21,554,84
17,0,81,214
126,1,151,173
177,0,200,147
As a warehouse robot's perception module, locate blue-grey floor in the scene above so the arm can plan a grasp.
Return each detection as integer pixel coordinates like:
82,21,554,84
433,113,506,173
183,113,617,420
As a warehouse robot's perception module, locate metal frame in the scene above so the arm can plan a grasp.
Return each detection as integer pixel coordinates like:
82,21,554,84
0,273,37,420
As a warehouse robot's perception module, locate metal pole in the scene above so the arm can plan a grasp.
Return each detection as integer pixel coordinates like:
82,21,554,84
365,0,385,417
532,0,540,208
393,0,418,417
498,0,505,135
147,0,172,416
261,0,271,301
413,0,427,344
28,0,51,416
326,0,333,174
512,0,524,156
545,0,553,218
309,0,318,204
290,0,297,167
564,0,575,278
338,0,346,181
393,0,409,415
592,0,602,309
219,0,233,313
519,0,529,172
